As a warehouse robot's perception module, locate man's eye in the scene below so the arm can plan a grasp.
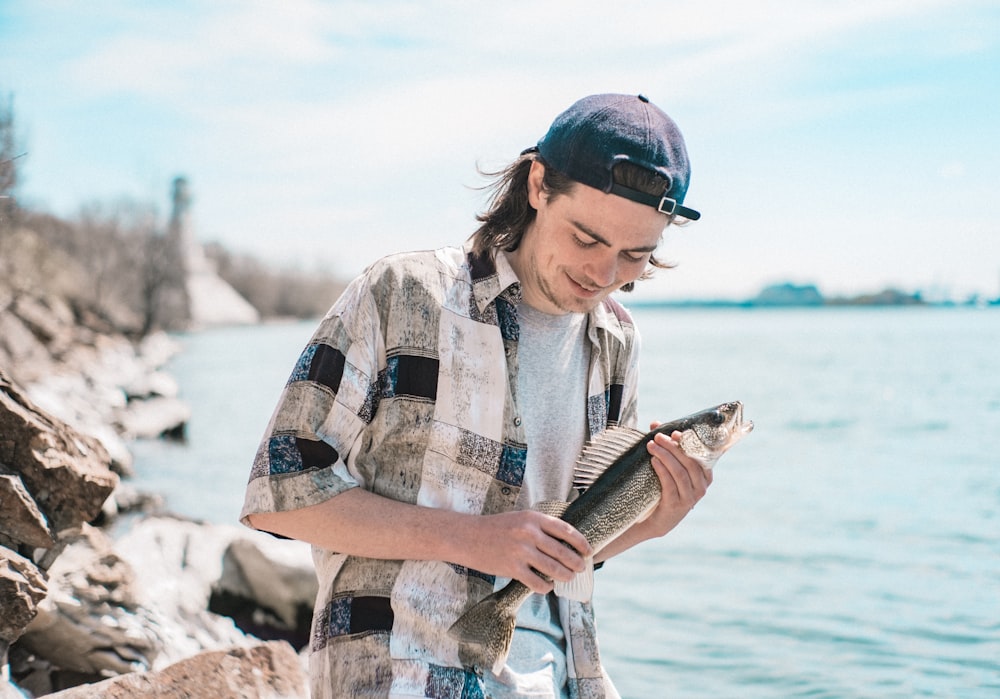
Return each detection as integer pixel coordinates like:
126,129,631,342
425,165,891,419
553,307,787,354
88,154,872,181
573,235,598,248
622,252,647,263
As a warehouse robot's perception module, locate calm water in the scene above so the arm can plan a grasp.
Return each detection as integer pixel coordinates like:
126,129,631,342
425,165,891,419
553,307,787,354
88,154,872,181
129,307,1000,698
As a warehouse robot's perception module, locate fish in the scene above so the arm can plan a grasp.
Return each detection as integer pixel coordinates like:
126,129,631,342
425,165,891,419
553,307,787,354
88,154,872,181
448,400,754,674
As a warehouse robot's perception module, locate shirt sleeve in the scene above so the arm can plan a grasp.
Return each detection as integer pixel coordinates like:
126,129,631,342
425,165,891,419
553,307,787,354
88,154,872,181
239,269,383,526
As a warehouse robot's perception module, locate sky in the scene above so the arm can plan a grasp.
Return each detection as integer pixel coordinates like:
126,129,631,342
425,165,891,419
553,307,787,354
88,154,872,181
1,0,998,302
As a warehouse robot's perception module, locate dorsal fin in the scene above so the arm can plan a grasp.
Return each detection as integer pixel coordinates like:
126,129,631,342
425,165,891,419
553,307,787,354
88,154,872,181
574,425,646,490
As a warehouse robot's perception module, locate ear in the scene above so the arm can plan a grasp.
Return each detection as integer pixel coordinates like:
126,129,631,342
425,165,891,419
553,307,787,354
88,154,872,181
527,159,546,210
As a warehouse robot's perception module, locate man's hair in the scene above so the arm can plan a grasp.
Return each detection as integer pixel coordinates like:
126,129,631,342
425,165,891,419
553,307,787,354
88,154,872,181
469,152,677,292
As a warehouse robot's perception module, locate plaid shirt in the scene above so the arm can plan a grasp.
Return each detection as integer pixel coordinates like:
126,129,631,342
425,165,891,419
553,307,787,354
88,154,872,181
241,244,640,698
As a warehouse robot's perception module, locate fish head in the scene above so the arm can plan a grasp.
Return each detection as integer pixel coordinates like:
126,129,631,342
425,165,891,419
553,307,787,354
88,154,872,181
677,401,753,469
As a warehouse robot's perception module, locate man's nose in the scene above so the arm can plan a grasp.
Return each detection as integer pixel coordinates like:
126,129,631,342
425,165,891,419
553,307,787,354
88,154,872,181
585,252,618,288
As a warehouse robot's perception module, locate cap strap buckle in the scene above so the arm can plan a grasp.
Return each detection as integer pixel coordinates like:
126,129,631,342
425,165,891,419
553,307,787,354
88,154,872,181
656,196,677,216
607,182,701,220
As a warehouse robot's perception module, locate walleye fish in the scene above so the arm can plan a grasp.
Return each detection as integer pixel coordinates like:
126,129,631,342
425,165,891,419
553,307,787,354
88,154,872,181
448,401,753,674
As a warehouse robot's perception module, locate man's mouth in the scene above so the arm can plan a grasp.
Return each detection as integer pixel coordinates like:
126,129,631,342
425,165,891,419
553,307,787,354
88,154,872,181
568,274,604,296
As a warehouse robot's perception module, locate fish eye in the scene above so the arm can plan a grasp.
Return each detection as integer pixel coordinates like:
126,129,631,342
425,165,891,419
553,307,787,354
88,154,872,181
711,410,725,425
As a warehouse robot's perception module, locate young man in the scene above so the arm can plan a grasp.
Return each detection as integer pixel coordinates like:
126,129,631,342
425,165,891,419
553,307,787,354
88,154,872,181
241,93,710,698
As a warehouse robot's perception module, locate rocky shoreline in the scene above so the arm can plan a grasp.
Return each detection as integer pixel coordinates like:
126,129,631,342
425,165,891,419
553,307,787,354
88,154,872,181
1,290,315,698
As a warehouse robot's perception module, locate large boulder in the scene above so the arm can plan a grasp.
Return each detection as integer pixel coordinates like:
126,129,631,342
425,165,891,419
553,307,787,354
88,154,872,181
0,547,47,649
16,524,159,680
0,367,121,692
43,641,307,699
110,517,258,670
215,532,317,639
0,370,118,535
114,516,316,660
0,474,52,550
10,516,316,695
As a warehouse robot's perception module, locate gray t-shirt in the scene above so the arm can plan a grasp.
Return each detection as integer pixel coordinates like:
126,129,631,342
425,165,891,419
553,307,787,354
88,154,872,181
485,303,589,698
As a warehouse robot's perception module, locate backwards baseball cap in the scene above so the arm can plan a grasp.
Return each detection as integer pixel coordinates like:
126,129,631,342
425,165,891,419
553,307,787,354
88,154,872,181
531,93,700,221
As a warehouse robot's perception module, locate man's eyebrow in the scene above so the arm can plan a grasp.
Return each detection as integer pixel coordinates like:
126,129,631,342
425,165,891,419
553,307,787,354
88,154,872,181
570,219,659,253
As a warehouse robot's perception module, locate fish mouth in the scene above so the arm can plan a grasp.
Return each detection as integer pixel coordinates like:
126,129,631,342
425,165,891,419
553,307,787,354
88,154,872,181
729,400,754,435
739,408,754,435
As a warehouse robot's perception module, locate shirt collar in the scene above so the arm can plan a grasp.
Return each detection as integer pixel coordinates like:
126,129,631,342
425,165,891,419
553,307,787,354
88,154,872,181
466,244,522,314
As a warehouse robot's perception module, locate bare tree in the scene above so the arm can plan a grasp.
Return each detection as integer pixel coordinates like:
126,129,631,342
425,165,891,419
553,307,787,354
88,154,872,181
0,92,19,212
1,91,25,275
68,198,189,336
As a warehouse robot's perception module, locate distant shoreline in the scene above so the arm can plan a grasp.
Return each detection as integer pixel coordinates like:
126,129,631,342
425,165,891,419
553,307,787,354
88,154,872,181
627,299,1000,309
628,282,1000,309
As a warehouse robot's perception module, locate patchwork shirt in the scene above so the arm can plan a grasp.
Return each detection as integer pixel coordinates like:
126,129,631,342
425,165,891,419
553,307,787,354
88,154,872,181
240,244,641,698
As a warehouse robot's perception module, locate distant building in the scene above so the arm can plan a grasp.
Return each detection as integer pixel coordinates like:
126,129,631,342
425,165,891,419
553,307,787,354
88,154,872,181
167,177,259,327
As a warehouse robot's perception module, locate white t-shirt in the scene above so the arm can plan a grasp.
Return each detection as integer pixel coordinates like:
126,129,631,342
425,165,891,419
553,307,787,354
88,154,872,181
485,303,589,698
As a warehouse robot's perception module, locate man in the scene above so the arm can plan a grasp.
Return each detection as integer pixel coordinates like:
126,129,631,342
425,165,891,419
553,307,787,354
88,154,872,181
241,93,711,698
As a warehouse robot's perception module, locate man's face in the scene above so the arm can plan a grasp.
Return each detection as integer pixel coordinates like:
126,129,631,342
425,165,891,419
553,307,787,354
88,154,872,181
508,161,668,315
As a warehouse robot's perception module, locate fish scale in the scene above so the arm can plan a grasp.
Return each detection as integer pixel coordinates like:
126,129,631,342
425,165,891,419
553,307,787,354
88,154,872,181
448,401,754,675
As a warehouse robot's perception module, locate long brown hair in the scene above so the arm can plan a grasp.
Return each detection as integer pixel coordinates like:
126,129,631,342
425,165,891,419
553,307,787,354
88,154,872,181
469,152,677,292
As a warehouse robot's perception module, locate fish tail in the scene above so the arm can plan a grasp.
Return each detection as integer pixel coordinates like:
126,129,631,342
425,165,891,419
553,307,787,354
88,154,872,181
449,583,526,673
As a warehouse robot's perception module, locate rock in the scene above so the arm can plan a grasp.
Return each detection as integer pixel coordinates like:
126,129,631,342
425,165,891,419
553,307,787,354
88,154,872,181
18,324,188,470
0,547,48,646
214,534,317,641
115,395,191,441
123,368,179,402
110,517,257,670
136,331,183,371
0,370,118,533
114,516,316,654
42,641,307,699
98,483,166,525
23,372,134,477
9,294,76,358
0,474,53,549
0,311,53,387
17,524,159,679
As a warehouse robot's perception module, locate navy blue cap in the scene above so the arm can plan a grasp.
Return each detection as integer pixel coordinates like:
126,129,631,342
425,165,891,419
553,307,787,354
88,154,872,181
533,94,700,220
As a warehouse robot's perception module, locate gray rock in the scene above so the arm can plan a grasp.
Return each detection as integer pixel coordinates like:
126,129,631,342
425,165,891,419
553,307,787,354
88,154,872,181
43,641,307,699
0,312,52,387
0,547,47,646
17,524,159,677
111,517,259,670
0,474,52,549
217,534,318,632
0,370,118,533
115,395,191,441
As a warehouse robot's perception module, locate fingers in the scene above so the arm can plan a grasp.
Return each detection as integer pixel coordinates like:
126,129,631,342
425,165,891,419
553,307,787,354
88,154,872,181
516,517,589,593
646,431,711,506
485,511,591,594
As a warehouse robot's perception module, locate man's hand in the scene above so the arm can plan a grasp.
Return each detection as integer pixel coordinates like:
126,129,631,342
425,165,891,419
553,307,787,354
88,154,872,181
593,422,713,562
641,427,713,537
464,510,592,594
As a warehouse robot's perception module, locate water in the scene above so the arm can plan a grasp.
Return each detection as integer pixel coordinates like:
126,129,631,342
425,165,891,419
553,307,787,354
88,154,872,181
129,307,1000,698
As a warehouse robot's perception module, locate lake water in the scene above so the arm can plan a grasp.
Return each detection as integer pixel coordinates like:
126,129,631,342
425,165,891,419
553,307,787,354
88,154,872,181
129,307,1000,698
